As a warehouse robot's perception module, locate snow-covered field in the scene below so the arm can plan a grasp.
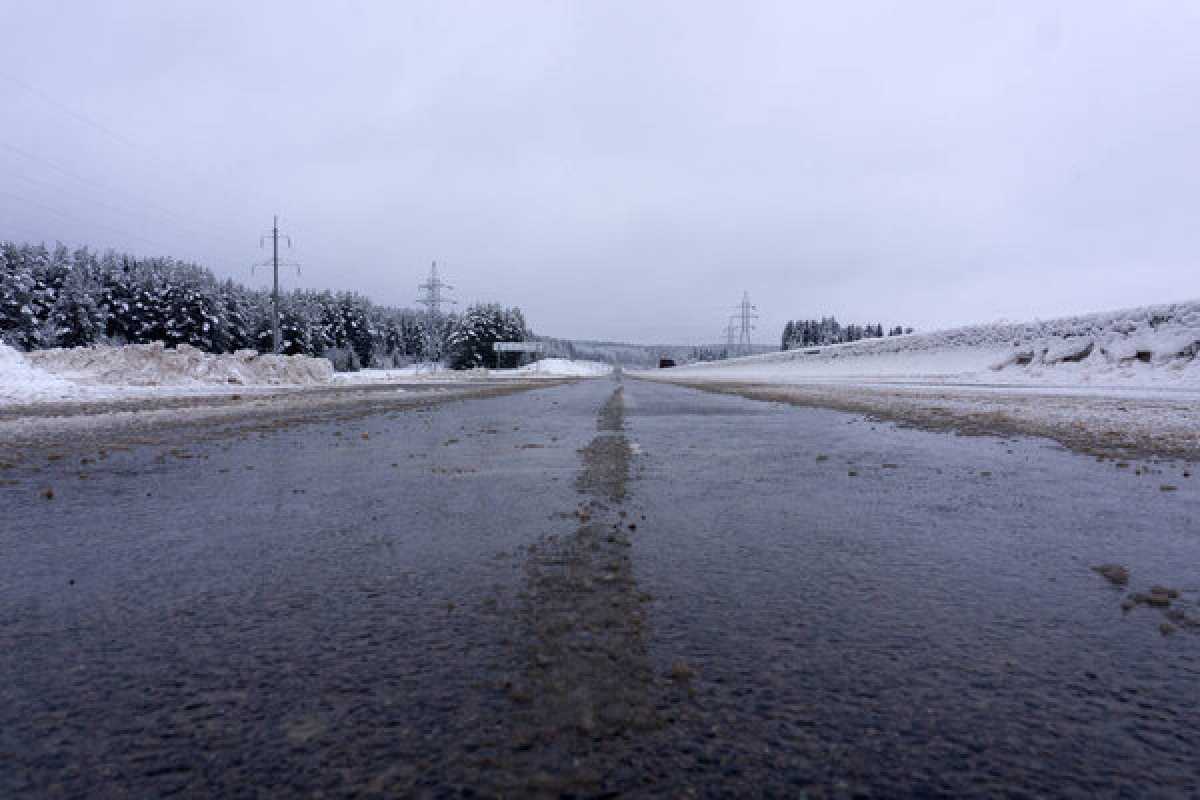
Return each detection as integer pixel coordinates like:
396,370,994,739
654,301,1200,391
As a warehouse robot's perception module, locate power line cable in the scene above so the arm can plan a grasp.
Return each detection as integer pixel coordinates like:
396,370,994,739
0,73,267,248
0,73,146,153
0,141,245,253
0,165,217,261
0,187,177,253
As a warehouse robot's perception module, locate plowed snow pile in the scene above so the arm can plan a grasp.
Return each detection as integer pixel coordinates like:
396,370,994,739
664,301,1200,389
1,342,75,403
23,343,333,390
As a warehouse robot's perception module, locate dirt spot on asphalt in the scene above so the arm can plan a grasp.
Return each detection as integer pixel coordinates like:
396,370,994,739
1113,578,1199,635
1092,564,1130,586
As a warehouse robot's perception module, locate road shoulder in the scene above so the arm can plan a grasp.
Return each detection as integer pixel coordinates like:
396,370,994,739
0,380,575,463
635,376,1200,463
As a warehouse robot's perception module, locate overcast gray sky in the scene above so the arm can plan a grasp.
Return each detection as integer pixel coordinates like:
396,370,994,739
2,1,1198,344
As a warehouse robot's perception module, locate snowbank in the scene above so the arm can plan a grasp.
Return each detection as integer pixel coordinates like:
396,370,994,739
1,342,75,403
334,364,487,385
335,358,612,384
26,343,334,387
658,301,1200,389
510,358,612,377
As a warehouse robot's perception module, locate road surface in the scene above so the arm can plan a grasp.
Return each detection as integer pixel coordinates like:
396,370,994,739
2,376,1198,796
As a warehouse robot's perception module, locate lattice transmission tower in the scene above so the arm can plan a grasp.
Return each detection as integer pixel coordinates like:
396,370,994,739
416,261,456,363
734,291,758,356
723,317,738,357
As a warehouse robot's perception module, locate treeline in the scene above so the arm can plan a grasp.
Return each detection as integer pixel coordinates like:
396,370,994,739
781,317,913,350
0,240,529,370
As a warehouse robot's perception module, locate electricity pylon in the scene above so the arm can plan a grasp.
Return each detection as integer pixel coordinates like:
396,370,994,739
416,261,456,363
733,291,758,356
723,316,738,357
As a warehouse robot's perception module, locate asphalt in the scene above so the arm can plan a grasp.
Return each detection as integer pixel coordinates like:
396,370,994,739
1,376,1198,797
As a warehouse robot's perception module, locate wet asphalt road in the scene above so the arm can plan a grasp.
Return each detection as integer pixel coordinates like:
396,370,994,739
2,376,1199,797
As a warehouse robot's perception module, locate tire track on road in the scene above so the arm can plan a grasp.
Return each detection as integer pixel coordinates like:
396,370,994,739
482,383,668,795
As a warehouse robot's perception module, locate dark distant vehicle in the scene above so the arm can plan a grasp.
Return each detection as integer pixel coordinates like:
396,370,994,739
658,358,676,368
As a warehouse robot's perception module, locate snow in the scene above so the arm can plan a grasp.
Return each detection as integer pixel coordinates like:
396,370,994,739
1,342,335,406
510,358,612,377
641,301,1200,459
656,301,1200,390
1,346,609,408
27,343,334,388
333,364,479,385
335,358,612,384
0,342,74,404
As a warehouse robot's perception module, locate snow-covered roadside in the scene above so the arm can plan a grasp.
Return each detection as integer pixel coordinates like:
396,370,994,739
510,358,612,377
639,301,1200,461
2,342,333,406
1,341,75,403
334,358,611,385
0,382,529,454
657,300,1200,391
658,381,1200,462
27,342,333,386
333,365,493,385
2,343,603,412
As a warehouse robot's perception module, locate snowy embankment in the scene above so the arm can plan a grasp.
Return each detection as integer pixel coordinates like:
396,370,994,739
511,358,612,377
662,301,1200,390
2,342,333,405
1,343,609,406
643,302,1200,460
335,358,611,385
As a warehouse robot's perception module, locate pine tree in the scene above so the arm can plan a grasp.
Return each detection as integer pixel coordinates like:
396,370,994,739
0,242,40,349
446,303,528,369
50,270,102,348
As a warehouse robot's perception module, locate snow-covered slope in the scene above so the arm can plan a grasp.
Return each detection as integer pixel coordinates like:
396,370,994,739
656,301,1200,389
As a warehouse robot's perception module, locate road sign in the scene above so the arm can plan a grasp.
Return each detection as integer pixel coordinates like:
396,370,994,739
493,341,546,353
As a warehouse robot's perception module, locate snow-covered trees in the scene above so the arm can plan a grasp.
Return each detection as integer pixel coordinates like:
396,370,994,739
445,303,529,369
781,317,908,350
50,270,103,348
0,239,492,369
0,243,47,350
